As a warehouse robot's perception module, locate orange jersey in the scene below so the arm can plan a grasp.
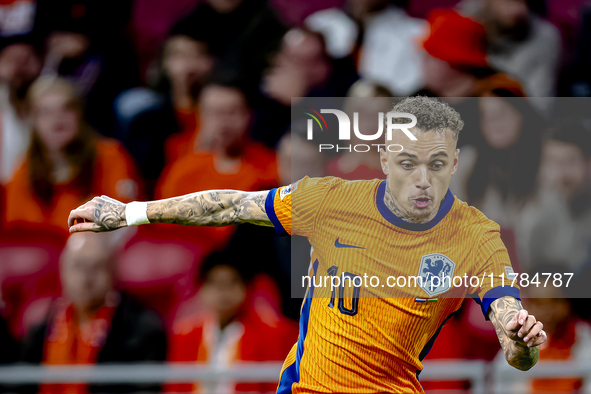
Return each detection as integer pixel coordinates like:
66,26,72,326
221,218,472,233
264,177,519,393
4,138,141,232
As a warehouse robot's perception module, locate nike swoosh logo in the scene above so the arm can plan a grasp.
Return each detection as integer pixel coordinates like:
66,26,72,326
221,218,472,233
334,237,365,249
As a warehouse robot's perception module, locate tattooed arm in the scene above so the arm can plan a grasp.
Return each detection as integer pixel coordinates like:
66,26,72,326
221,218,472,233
67,190,272,233
488,296,547,371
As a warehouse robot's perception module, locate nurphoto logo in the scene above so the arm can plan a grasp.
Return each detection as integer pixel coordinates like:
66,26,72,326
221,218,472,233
304,108,417,152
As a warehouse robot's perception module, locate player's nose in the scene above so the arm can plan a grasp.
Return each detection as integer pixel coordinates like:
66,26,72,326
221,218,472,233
415,167,431,189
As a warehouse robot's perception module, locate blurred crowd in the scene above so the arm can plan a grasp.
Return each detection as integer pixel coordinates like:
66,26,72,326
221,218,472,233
0,0,590,392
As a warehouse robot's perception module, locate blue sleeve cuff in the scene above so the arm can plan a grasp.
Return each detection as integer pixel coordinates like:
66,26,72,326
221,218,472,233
265,188,288,236
474,286,521,321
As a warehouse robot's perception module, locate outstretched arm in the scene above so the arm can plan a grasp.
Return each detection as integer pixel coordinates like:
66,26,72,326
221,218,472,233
488,296,547,371
67,190,272,233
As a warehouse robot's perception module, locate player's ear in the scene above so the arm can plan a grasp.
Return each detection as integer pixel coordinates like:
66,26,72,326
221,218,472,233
451,148,460,175
380,148,389,176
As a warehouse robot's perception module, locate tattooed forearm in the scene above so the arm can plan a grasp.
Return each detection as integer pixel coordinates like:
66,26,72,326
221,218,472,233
253,193,266,212
489,296,540,371
68,191,272,233
146,190,273,227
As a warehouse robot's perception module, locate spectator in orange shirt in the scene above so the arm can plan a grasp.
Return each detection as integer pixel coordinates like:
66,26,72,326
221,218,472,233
166,247,298,394
21,232,167,394
162,34,214,165
114,33,215,187
4,76,141,233
156,82,278,251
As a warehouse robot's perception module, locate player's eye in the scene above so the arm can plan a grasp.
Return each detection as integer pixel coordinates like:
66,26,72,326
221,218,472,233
430,162,444,170
400,162,414,170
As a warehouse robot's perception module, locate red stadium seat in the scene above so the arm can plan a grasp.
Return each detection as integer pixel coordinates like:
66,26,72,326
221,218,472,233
116,225,207,325
0,222,67,337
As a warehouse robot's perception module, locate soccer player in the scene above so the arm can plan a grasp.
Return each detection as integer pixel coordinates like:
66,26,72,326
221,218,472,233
68,97,547,393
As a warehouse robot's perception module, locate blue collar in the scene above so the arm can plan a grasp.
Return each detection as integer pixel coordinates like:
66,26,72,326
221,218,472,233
376,181,454,232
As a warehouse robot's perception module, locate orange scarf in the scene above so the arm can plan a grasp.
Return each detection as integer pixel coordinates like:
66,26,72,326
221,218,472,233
40,296,117,394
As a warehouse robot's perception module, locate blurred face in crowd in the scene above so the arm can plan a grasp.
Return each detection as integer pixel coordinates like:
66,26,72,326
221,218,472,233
483,0,529,36
479,95,523,150
541,139,589,199
380,127,459,223
200,265,246,325
280,29,329,88
163,35,213,90
199,84,251,152
61,233,114,314
277,132,325,185
0,43,41,96
262,30,330,106
207,0,243,14
47,31,91,59
422,54,471,97
32,84,80,153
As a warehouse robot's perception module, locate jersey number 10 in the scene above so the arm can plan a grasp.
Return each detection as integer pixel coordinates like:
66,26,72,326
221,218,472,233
327,266,361,316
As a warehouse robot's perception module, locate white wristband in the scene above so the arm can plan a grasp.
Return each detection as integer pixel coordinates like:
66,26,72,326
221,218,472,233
125,201,150,226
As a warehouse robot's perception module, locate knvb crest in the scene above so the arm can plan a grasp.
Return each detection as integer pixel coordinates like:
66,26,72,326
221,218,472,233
418,253,456,296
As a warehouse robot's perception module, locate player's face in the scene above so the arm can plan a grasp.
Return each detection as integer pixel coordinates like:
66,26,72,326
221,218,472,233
380,127,459,223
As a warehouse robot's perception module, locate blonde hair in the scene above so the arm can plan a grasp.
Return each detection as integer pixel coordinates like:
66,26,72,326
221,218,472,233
27,76,97,205
28,76,84,114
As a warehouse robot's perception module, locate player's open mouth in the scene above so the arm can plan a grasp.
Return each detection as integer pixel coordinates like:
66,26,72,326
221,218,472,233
413,198,431,208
